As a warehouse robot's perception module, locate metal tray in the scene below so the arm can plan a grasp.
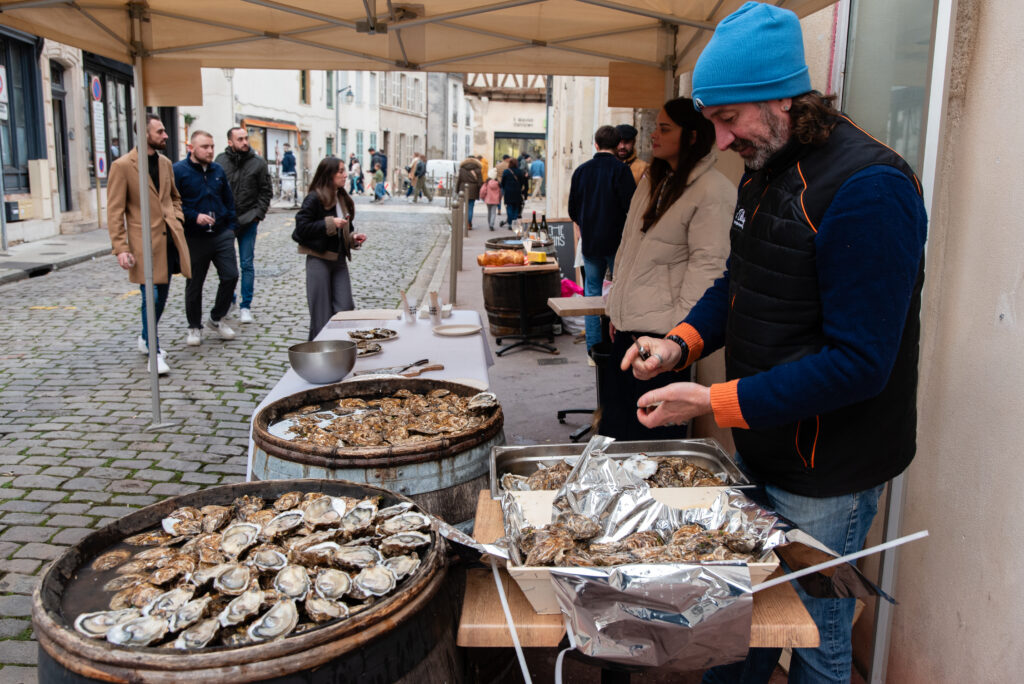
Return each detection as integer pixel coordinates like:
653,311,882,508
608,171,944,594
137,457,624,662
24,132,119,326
489,438,750,497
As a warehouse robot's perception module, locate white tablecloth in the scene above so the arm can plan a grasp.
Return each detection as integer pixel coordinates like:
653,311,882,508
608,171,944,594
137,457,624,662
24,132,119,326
246,310,493,480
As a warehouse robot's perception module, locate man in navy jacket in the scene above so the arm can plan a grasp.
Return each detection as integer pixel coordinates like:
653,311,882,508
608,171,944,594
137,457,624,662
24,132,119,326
173,130,239,347
568,125,636,349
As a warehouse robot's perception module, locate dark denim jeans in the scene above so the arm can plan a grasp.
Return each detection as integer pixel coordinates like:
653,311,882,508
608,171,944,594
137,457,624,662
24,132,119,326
703,478,884,684
139,283,169,351
582,253,613,349
185,228,239,329
234,221,258,309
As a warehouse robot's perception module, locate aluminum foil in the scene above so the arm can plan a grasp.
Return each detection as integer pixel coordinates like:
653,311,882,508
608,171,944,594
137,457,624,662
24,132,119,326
503,434,791,670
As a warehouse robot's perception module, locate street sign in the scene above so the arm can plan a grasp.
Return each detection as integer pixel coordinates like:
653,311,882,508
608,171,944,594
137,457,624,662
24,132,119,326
90,76,102,101
92,97,107,179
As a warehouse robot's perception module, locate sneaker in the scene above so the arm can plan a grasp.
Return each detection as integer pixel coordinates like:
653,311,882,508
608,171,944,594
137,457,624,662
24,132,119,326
186,328,202,346
148,351,170,375
137,336,148,354
239,308,254,324
205,318,236,340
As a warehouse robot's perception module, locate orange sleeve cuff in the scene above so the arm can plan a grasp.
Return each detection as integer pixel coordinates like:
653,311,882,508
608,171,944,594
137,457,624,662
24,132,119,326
666,322,704,369
710,380,749,429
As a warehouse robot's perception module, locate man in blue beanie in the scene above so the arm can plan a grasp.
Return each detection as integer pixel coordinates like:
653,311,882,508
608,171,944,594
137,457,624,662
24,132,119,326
620,3,928,682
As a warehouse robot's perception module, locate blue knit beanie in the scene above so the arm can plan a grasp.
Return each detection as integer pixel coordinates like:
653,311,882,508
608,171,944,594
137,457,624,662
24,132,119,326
692,1,811,110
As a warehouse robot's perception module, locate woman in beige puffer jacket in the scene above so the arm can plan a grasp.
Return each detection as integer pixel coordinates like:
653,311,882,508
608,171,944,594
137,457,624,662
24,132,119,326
601,97,735,440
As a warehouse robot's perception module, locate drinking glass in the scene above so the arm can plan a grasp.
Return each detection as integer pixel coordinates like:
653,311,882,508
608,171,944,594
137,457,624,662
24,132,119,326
207,210,216,234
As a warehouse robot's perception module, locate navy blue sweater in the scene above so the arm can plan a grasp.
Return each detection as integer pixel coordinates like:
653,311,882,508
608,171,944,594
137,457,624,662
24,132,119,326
172,158,238,234
673,165,927,429
568,152,636,258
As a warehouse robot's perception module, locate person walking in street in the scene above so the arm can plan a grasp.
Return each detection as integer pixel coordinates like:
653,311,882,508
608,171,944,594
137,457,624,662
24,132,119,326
602,97,733,441
292,157,368,340
412,153,434,203
372,162,386,201
615,124,649,186
173,130,239,347
455,155,483,230
528,155,545,199
479,169,502,230
348,155,362,195
500,158,526,225
620,4,928,682
280,143,297,202
568,125,636,350
215,126,271,325
107,113,191,375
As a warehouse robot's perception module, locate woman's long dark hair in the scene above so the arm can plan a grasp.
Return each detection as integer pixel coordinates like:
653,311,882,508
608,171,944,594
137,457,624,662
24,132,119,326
308,156,355,220
641,97,715,231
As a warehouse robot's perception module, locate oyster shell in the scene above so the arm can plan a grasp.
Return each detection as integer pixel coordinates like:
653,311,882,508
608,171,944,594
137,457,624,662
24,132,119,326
553,512,601,541
132,547,175,563
333,545,382,569
273,565,311,600
212,563,252,595
199,505,232,533
273,491,304,512
233,495,264,521
499,473,530,492
466,391,498,413
218,587,263,627
92,550,131,572
103,573,148,593
129,583,163,609
621,454,659,481
123,531,173,546
297,541,341,566
374,502,414,521
348,565,397,600
377,511,430,536
191,562,232,588
106,615,169,647
143,586,194,619
174,617,220,650
74,609,142,639
304,596,349,623
168,596,212,633
260,510,304,539
248,544,288,573
314,568,351,600
246,598,299,643
339,499,377,536
302,496,343,528
162,516,202,537
379,531,431,556
220,522,260,558
383,553,420,581
524,528,575,566
108,587,135,611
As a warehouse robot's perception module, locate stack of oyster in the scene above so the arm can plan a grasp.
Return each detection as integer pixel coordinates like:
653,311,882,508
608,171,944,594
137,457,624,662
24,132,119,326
278,389,498,448
520,512,761,568
72,492,433,650
502,455,726,492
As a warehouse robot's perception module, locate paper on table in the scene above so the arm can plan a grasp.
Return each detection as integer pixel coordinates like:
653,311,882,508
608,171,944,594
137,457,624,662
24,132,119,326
330,309,402,321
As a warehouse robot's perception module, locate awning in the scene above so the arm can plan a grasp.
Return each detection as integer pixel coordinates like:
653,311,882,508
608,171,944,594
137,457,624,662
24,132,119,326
241,118,299,133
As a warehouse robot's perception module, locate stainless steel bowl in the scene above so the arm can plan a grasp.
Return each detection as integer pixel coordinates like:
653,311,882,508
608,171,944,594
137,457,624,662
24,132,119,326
288,340,357,384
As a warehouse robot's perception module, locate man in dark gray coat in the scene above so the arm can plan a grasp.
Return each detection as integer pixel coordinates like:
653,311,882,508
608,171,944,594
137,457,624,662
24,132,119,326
215,126,272,324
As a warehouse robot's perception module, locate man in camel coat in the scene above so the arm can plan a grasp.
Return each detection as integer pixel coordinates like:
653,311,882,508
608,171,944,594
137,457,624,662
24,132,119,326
107,112,191,375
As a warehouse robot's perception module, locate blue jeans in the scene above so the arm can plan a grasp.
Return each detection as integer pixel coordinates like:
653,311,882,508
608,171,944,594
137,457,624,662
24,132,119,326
506,203,522,224
139,283,169,351
582,253,613,349
702,480,884,684
375,182,386,199
235,221,258,309
466,198,476,226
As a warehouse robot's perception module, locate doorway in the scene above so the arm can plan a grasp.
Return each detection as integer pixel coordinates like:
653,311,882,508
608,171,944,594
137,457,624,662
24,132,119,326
50,62,72,212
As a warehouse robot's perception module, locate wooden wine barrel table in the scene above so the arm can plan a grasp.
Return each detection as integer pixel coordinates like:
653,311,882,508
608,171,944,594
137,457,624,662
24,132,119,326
482,262,561,356
457,491,820,650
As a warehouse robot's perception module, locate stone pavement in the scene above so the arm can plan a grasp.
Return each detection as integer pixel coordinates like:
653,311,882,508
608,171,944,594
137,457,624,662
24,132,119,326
0,199,449,682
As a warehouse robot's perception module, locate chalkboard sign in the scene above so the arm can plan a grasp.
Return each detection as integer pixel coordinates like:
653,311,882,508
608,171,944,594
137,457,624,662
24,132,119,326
545,218,576,282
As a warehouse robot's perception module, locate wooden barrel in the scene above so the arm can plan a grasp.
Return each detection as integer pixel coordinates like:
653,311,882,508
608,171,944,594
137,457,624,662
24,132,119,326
484,236,556,258
33,479,461,684
251,378,505,529
482,268,561,338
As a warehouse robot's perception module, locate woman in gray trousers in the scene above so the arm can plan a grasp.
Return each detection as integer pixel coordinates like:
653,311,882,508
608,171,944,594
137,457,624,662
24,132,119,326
292,157,368,340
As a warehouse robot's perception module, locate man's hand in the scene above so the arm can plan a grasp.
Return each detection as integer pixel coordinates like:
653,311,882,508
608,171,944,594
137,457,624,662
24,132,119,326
196,213,216,227
635,382,712,428
117,252,135,270
620,336,683,380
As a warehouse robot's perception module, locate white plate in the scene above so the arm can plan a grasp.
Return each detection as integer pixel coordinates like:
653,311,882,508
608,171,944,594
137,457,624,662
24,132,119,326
433,324,483,337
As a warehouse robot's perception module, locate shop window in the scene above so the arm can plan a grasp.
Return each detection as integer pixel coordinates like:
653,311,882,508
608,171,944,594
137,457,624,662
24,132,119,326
1,31,45,192
299,70,310,104
82,54,133,188
356,130,364,157
340,128,348,159
326,71,334,109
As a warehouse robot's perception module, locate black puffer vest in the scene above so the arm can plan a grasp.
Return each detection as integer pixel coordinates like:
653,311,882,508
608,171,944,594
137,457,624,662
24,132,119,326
728,116,924,497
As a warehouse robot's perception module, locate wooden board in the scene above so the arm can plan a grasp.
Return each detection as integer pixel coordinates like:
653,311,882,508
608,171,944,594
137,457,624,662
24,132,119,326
458,491,819,649
544,218,577,282
482,261,560,275
547,295,605,317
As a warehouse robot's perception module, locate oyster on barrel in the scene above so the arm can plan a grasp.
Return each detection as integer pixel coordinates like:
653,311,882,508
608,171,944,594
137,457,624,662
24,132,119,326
167,596,212,633
74,609,142,639
174,617,220,650
333,545,382,569
217,587,263,627
314,568,351,600
143,586,194,619
377,511,430,536
92,550,131,572
305,596,350,623
273,565,311,600
220,523,260,558
348,565,396,601
247,598,299,643
106,615,169,647
383,553,420,581
379,531,431,556
212,564,252,596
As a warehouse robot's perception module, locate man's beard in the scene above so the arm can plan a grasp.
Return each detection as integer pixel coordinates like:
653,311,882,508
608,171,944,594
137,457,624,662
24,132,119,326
148,137,167,151
731,105,790,171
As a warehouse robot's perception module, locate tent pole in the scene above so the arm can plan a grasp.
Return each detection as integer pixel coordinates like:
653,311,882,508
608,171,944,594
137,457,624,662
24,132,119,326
130,11,175,431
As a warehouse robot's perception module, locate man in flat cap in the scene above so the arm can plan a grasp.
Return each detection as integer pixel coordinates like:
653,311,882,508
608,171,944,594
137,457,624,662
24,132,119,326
621,3,928,681
614,123,648,185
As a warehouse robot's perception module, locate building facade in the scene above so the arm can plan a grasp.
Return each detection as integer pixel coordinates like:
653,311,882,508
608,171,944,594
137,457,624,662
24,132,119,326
425,73,474,164
377,70,427,192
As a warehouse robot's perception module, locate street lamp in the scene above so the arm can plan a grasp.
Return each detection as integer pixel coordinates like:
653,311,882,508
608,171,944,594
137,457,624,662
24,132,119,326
334,85,355,158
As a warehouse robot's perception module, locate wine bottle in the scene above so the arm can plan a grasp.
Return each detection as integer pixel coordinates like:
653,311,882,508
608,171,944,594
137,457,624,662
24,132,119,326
540,214,549,242
529,211,539,238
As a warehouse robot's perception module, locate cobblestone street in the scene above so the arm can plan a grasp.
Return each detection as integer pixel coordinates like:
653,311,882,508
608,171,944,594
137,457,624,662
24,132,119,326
0,200,449,682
